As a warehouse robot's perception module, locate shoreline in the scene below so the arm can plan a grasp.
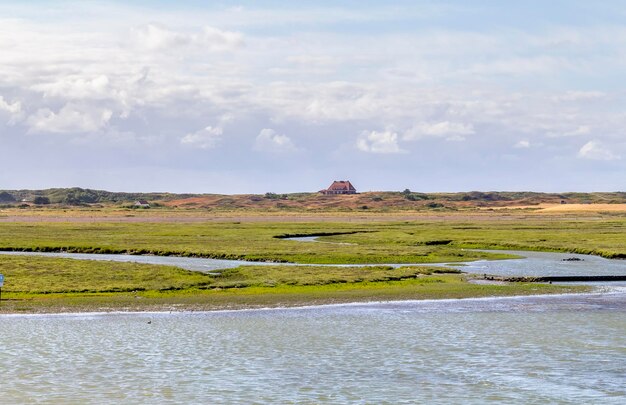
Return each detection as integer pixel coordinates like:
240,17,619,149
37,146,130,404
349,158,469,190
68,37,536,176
1,244,625,262
0,282,599,315
0,288,621,317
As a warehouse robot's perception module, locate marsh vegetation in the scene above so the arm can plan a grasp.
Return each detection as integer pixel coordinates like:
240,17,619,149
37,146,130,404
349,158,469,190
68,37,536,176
0,217,623,262
0,255,587,313
0,208,622,313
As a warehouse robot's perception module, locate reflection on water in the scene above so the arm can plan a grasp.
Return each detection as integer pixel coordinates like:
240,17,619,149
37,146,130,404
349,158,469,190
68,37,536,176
1,293,625,404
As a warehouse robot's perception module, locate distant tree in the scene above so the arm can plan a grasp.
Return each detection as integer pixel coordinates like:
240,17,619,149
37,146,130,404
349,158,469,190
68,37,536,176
0,191,16,202
62,189,99,205
264,192,287,200
33,196,50,205
403,189,429,201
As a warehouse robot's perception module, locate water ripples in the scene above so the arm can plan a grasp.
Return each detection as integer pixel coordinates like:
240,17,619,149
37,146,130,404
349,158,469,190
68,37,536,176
1,294,624,404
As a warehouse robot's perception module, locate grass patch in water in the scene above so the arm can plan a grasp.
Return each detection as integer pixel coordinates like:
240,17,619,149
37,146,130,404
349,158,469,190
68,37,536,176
0,256,212,293
0,256,590,313
208,265,460,289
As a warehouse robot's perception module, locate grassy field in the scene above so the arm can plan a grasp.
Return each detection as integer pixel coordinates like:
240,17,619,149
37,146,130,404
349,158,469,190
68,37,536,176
0,255,210,293
0,216,624,262
0,208,622,313
0,255,587,313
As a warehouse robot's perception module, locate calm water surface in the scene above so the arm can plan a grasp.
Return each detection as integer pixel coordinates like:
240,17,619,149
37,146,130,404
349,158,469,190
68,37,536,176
1,294,625,404
1,247,625,403
464,249,626,277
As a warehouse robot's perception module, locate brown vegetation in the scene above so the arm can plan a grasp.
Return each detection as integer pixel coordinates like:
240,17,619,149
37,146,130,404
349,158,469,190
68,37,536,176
161,191,626,211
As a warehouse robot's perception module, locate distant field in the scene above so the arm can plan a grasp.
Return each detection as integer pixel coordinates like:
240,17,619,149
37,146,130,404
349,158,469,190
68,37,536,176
0,214,623,261
1,203,626,225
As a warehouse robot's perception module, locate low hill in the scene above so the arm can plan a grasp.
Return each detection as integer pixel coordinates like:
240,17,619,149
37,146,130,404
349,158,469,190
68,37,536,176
0,188,624,211
161,191,626,211
0,188,192,206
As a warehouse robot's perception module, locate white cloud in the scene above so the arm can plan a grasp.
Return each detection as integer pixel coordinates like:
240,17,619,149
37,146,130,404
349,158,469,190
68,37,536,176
131,23,243,52
0,3,625,191
578,141,620,161
287,54,335,66
261,81,383,123
356,130,405,154
514,140,530,148
553,91,606,102
132,23,191,50
255,128,298,153
181,126,223,149
27,104,113,134
464,56,571,77
445,135,466,142
31,75,112,100
569,126,591,136
201,26,244,51
547,125,591,138
403,122,474,141
0,96,23,124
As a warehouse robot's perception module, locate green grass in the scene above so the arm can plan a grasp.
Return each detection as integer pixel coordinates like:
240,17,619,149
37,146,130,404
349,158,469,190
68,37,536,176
0,256,212,293
209,265,461,288
0,212,619,314
2,277,588,314
0,256,462,294
0,255,589,313
0,217,624,263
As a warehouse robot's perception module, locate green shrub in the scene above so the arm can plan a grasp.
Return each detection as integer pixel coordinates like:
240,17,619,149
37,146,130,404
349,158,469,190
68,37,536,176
33,196,50,205
0,191,15,202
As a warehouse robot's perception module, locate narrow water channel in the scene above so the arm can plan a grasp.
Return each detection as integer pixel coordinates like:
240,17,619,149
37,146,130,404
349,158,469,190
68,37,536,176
1,247,625,278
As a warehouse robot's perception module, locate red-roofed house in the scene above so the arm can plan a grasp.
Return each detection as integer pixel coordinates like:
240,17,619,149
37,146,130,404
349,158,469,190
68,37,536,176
319,180,357,195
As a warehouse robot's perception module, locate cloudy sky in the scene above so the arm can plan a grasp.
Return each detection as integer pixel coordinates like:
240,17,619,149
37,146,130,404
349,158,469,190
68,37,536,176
0,1,624,193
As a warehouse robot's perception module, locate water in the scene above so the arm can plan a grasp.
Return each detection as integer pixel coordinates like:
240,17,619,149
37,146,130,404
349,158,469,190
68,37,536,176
284,236,355,245
1,248,625,403
2,248,625,278
1,294,624,404
285,236,320,242
465,249,626,277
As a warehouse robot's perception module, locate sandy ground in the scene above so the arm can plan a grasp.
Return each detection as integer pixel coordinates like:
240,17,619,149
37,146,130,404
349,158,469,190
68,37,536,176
478,203,626,212
535,203,626,213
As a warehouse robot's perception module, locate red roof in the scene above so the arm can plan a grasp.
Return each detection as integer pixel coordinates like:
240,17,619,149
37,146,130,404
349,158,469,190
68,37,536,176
327,180,356,191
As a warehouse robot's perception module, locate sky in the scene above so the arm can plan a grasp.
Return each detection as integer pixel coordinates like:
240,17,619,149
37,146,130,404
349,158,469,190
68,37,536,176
0,0,624,193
